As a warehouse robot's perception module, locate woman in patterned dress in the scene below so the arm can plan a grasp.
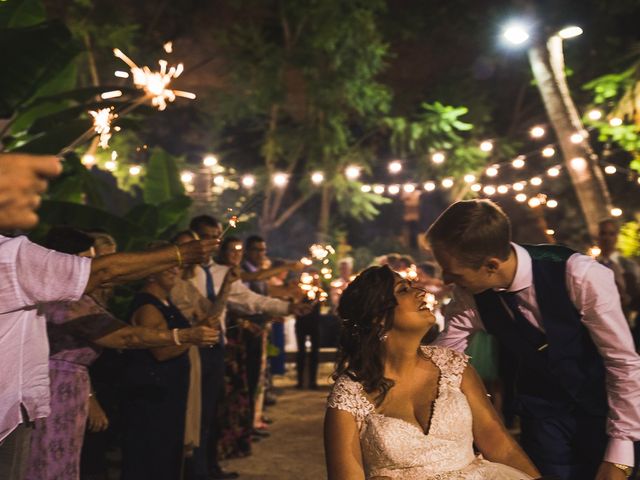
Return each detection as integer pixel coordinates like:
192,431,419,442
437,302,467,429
324,265,540,479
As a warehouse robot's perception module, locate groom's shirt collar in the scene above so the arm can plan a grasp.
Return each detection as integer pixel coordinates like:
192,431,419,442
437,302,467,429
493,242,532,293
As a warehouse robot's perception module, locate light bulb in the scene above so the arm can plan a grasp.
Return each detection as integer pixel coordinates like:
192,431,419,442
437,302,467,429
345,165,361,180
373,185,385,194
558,26,583,39
403,184,416,193
547,199,558,208
530,177,543,186
471,183,482,192
497,185,509,194
570,133,584,144
81,154,96,167
483,185,496,196
241,175,256,188
213,175,225,186
423,182,436,192
546,229,555,236
388,185,400,195
129,165,142,176
311,171,325,185
528,197,541,208
503,23,530,45
611,207,622,217
530,126,545,138
273,173,289,187
486,166,499,177
431,152,446,164
464,174,476,183
480,140,493,152
604,165,616,175
388,161,402,174
609,117,623,127
180,171,194,183
542,146,555,157
515,193,527,202
512,156,526,169
203,155,218,167
570,157,587,172
587,109,602,121
441,178,454,189
547,167,560,177
513,182,525,192
361,185,372,193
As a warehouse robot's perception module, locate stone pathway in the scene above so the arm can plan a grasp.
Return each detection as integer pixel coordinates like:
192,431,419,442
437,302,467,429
220,365,332,480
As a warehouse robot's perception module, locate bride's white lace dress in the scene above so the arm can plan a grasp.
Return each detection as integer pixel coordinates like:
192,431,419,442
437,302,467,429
327,346,533,479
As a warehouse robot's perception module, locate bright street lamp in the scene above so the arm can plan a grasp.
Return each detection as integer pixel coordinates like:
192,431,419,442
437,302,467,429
503,23,530,45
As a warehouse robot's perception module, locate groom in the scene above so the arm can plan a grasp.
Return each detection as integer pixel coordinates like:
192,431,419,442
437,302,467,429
427,199,640,480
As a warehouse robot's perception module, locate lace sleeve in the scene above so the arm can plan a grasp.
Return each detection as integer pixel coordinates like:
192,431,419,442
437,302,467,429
424,346,469,389
327,375,374,429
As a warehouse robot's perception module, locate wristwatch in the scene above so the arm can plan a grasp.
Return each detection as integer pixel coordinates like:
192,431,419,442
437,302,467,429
612,463,633,478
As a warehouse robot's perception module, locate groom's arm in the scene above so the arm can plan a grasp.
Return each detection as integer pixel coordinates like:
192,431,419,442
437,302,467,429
433,286,483,351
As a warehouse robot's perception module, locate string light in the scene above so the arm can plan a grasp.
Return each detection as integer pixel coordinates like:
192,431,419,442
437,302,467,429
483,185,496,196
180,171,194,183
611,207,623,217
464,174,476,183
423,181,436,192
546,229,555,235
273,173,289,187
388,160,403,174
388,185,400,195
431,152,446,164
528,197,542,208
530,126,545,138
480,140,493,152
570,157,587,172
241,175,256,188
530,177,543,186
513,182,525,191
547,167,560,177
213,175,225,187
471,183,482,192
604,165,617,174
497,185,509,194
361,185,372,193
441,178,454,189
403,184,416,193
486,166,499,177
587,109,602,121
512,156,526,169
203,155,218,167
609,117,623,127
503,24,530,45
515,193,527,202
311,171,325,185
345,165,361,180
105,159,118,172
129,165,142,176
570,133,584,144
542,146,555,157
373,185,385,194
547,199,558,208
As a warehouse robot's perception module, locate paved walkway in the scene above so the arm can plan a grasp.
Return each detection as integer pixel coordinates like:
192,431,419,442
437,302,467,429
220,366,332,480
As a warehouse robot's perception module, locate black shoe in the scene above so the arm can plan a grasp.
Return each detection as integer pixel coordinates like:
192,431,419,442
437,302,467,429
261,415,274,424
208,468,239,479
252,428,270,438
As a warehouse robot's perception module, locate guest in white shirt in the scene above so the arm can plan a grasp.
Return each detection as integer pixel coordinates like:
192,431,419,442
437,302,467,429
0,233,218,480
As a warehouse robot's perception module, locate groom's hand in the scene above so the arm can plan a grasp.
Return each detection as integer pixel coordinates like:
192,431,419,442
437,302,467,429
594,462,629,480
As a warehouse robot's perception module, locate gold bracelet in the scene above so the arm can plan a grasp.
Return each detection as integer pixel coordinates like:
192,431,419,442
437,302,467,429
612,463,633,478
173,244,183,267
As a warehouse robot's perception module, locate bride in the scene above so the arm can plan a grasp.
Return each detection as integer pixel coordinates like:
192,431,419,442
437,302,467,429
324,265,541,479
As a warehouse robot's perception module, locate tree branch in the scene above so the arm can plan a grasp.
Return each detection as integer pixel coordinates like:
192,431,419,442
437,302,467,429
272,193,314,229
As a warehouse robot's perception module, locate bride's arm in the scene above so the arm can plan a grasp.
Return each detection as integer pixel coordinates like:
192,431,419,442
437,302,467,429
324,408,366,480
461,364,541,477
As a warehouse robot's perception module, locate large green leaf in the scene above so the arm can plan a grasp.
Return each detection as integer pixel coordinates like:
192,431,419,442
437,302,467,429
142,148,185,205
12,119,91,154
0,20,80,117
0,0,45,28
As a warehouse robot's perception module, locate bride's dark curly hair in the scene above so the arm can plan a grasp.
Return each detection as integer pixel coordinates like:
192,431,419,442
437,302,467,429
333,265,399,406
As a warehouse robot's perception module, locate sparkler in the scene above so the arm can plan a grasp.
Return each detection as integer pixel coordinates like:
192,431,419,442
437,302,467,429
298,271,328,302
88,107,117,149
113,48,196,111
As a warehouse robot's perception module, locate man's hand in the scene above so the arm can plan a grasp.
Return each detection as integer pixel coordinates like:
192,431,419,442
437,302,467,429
0,153,62,230
181,325,219,346
595,462,629,480
223,266,242,285
289,302,314,316
177,239,220,265
287,261,306,272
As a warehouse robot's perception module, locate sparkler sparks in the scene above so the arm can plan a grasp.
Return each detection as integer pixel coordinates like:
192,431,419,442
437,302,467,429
88,107,117,149
113,48,196,111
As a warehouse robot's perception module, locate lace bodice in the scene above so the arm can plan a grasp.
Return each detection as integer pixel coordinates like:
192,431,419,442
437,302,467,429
327,346,532,480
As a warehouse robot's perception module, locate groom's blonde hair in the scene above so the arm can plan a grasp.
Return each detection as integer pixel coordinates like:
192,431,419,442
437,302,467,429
426,199,511,269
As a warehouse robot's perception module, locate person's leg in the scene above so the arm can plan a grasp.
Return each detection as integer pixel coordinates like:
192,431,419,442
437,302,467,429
192,348,217,480
0,423,33,480
295,322,306,388
308,323,320,388
520,414,606,480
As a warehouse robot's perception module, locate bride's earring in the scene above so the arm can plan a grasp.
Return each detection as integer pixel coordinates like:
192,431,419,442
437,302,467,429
378,331,388,342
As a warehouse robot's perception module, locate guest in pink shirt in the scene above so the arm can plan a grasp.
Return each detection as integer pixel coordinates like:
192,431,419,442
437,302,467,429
427,200,640,480
0,232,218,480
